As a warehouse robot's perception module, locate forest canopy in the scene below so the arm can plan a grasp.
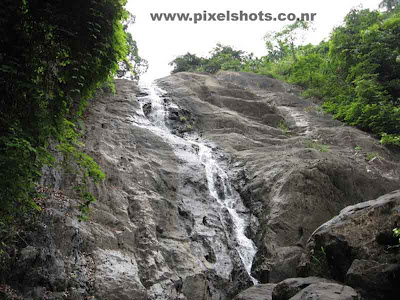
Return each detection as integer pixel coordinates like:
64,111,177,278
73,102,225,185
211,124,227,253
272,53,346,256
169,5,400,147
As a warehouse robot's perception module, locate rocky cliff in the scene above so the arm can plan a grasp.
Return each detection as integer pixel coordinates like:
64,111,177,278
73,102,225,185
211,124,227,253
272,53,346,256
5,72,400,300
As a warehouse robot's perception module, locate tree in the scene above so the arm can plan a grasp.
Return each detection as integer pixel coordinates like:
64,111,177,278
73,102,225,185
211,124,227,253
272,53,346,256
379,0,400,12
324,8,400,142
169,52,203,73
264,20,311,62
117,13,148,80
169,44,246,74
202,44,245,72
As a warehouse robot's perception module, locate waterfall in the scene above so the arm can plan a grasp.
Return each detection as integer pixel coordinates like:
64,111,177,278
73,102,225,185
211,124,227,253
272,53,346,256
134,81,258,285
197,145,258,285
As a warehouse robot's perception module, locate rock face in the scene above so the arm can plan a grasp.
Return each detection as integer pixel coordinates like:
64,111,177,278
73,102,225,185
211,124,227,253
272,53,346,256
272,277,335,300
157,71,400,283
233,284,276,300
299,190,400,300
272,277,358,300
288,283,359,300
233,277,359,300
5,71,400,300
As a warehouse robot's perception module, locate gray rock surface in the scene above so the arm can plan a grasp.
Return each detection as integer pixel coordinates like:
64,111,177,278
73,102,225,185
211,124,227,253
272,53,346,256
157,71,400,283
233,283,276,300
14,79,255,300
233,277,359,300
272,277,335,300
288,283,359,300
6,72,400,299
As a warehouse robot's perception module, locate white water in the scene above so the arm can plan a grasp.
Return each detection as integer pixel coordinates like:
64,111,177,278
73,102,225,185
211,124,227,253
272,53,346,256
134,82,258,285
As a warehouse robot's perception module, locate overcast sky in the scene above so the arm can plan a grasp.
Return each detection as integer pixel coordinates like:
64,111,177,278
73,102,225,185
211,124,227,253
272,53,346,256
126,0,381,82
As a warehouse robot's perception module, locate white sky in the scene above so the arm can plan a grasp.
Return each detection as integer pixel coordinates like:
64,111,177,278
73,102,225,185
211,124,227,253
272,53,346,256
127,0,381,82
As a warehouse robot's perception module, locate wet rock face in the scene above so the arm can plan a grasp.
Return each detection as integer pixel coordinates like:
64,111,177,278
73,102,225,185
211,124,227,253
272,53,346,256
12,79,257,300
157,71,400,284
299,190,400,300
9,72,400,300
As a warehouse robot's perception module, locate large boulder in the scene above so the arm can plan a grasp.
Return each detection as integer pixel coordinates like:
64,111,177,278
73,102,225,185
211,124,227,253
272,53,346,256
288,283,359,300
272,277,334,300
233,284,276,300
235,277,360,300
298,190,400,300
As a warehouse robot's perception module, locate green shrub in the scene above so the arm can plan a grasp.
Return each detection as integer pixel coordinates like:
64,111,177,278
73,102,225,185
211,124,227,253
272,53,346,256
309,247,332,278
366,152,378,161
380,133,400,146
394,228,400,244
278,120,290,134
305,141,330,152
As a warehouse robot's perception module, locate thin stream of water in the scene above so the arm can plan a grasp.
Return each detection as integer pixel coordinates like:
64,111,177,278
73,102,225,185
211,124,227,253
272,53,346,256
135,82,258,284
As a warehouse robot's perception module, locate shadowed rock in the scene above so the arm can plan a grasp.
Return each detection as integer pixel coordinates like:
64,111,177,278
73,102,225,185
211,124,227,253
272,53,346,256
233,283,276,300
298,190,400,300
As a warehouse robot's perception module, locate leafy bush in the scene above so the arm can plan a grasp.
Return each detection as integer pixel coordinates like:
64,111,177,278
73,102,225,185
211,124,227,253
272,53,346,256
380,133,400,146
305,141,330,152
169,44,251,74
278,121,290,134
394,228,400,244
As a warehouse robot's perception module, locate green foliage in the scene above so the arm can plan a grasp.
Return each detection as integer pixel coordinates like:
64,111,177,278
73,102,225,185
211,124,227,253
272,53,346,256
169,52,204,73
0,0,136,227
394,228,400,244
171,5,400,149
117,13,148,80
316,9,400,142
169,44,251,74
379,0,400,12
309,246,332,278
264,20,311,62
305,141,330,152
278,120,290,134
56,119,105,183
366,152,378,161
76,187,97,221
285,53,325,88
380,133,400,146
204,44,246,72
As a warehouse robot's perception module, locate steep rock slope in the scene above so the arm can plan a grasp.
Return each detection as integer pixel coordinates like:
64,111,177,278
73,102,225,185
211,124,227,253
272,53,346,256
12,79,254,300
6,72,400,300
157,71,400,283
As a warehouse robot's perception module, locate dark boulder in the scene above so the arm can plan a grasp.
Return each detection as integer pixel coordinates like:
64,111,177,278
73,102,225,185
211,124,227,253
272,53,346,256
298,190,400,300
272,277,334,300
233,284,276,300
